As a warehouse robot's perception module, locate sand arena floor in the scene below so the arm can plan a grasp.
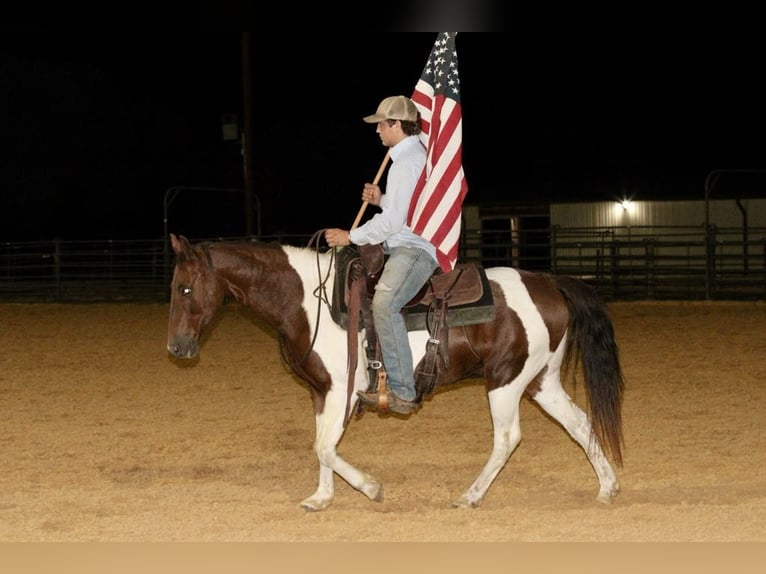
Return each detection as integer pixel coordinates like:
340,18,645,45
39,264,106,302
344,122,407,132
0,300,764,542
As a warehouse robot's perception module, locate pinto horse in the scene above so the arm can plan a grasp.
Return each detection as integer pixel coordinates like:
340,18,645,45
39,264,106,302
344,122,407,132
166,233,624,511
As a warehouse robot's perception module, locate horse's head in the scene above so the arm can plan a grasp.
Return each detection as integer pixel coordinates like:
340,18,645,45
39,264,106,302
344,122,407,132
167,233,226,360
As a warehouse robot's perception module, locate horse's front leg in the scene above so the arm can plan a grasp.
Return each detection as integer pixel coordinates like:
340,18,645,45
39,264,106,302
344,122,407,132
300,463,335,512
299,396,383,511
300,456,383,511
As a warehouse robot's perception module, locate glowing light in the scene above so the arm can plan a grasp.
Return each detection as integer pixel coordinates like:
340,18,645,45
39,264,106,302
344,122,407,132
614,198,635,216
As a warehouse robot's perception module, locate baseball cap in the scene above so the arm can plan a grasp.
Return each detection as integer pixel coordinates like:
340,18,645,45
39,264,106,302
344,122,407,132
363,95,418,123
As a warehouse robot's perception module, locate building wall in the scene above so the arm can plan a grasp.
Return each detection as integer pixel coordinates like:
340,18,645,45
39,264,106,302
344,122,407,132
548,199,766,277
550,199,766,229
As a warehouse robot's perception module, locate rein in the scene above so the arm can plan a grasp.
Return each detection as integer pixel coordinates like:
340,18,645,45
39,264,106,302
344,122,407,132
308,229,361,423
282,230,359,422
289,229,334,367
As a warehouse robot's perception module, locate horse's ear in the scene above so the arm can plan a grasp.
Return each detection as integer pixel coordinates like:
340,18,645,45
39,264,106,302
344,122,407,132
170,233,194,260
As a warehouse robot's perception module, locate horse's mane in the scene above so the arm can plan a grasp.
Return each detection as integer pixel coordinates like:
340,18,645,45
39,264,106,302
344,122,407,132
203,238,283,250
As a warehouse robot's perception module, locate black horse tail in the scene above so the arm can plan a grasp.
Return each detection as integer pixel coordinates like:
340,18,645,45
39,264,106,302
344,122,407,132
554,275,625,467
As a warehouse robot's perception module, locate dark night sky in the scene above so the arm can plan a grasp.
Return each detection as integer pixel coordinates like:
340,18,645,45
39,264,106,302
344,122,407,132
2,30,765,241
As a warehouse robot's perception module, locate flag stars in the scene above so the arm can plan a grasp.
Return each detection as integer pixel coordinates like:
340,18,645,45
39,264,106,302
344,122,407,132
419,33,461,101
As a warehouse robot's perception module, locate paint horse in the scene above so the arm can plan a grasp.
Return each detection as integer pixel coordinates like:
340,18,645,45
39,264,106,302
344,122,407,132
166,233,624,511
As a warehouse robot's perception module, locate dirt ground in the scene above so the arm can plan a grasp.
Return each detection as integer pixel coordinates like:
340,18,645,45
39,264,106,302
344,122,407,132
1,300,764,542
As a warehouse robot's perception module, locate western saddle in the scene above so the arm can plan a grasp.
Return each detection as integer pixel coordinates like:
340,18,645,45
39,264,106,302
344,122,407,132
330,244,495,411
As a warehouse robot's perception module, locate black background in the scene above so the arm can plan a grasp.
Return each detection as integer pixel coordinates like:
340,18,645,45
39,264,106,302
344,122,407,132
2,29,764,241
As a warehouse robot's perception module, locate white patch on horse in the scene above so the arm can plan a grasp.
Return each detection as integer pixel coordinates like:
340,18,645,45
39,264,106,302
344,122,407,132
282,244,373,433
488,267,553,378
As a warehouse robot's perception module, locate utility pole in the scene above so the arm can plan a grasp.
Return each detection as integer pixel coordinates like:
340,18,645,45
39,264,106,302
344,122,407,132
241,32,255,236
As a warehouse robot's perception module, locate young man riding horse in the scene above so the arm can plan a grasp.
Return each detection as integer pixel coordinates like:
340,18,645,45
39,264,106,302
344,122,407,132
324,95,439,415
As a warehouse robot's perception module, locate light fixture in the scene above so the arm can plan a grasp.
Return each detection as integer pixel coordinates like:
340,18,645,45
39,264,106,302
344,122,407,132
612,197,635,217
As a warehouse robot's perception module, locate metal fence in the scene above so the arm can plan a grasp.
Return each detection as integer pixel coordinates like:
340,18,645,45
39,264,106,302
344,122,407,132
2,226,765,302
0,234,312,303
550,225,766,300
1,239,167,302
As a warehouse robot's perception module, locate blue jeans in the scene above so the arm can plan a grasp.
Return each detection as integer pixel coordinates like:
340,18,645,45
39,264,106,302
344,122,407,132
371,246,439,402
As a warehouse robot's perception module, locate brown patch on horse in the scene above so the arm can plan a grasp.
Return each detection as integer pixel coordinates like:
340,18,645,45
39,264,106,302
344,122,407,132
524,376,543,397
518,270,569,353
184,240,334,414
515,271,569,400
446,283,529,394
224,245,334,413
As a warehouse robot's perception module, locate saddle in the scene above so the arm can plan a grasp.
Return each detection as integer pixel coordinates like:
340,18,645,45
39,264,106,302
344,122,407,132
330,244,495,403
331,244,495,332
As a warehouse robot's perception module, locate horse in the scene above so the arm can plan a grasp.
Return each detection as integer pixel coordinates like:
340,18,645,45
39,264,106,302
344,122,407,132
166,232,625,511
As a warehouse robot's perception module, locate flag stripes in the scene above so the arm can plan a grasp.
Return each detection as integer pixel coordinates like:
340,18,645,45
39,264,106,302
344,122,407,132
407,32,468,272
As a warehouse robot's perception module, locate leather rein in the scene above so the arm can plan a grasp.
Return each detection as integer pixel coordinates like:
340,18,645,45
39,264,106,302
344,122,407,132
288,229,334,367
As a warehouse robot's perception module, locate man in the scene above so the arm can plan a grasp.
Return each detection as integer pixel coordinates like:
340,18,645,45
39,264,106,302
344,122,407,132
324,95,439,415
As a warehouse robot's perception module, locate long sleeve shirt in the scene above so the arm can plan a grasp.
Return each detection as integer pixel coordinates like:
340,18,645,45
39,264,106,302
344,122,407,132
349,135,437,263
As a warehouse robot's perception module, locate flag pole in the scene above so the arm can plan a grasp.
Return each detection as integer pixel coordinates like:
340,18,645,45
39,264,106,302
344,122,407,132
350,151,390,230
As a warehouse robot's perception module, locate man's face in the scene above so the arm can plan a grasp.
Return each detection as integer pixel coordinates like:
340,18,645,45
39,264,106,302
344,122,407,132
375,120,403,148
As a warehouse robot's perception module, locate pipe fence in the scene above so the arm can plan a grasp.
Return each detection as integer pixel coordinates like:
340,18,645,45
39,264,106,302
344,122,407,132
2,226,765,302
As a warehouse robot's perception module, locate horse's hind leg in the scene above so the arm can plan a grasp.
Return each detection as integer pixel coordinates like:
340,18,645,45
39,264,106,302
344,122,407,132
532,374,620,503
453,385,525,508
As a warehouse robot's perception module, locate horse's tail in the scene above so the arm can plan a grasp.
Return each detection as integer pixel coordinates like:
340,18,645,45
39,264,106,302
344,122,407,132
554,275,625,467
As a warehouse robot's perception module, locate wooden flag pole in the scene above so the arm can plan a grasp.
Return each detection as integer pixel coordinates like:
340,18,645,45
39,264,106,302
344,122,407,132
351,151,390,230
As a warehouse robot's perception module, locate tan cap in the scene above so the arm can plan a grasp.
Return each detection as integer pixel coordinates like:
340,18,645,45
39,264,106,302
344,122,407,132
363,95,418,123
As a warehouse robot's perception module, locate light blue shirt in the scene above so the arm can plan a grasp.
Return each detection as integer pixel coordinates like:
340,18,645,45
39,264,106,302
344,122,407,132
349,135,437,263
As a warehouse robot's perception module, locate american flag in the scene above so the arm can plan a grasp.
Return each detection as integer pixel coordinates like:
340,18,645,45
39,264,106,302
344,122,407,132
407,32,468,272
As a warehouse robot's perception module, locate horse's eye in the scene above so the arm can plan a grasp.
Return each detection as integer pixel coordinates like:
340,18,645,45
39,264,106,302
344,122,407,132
179,286,192,297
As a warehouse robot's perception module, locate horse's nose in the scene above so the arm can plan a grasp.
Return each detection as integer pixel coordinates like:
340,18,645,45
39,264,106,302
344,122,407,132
167,342,183,357
167,338,198,359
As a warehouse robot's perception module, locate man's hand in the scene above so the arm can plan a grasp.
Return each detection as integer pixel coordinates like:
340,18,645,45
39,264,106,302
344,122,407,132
362,184,382,206
325,228,352,247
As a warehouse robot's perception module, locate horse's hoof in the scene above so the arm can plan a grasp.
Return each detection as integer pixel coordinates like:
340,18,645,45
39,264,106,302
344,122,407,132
363,481,384,502
452,496,480,509
596,486,620,504
300,497,332,512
